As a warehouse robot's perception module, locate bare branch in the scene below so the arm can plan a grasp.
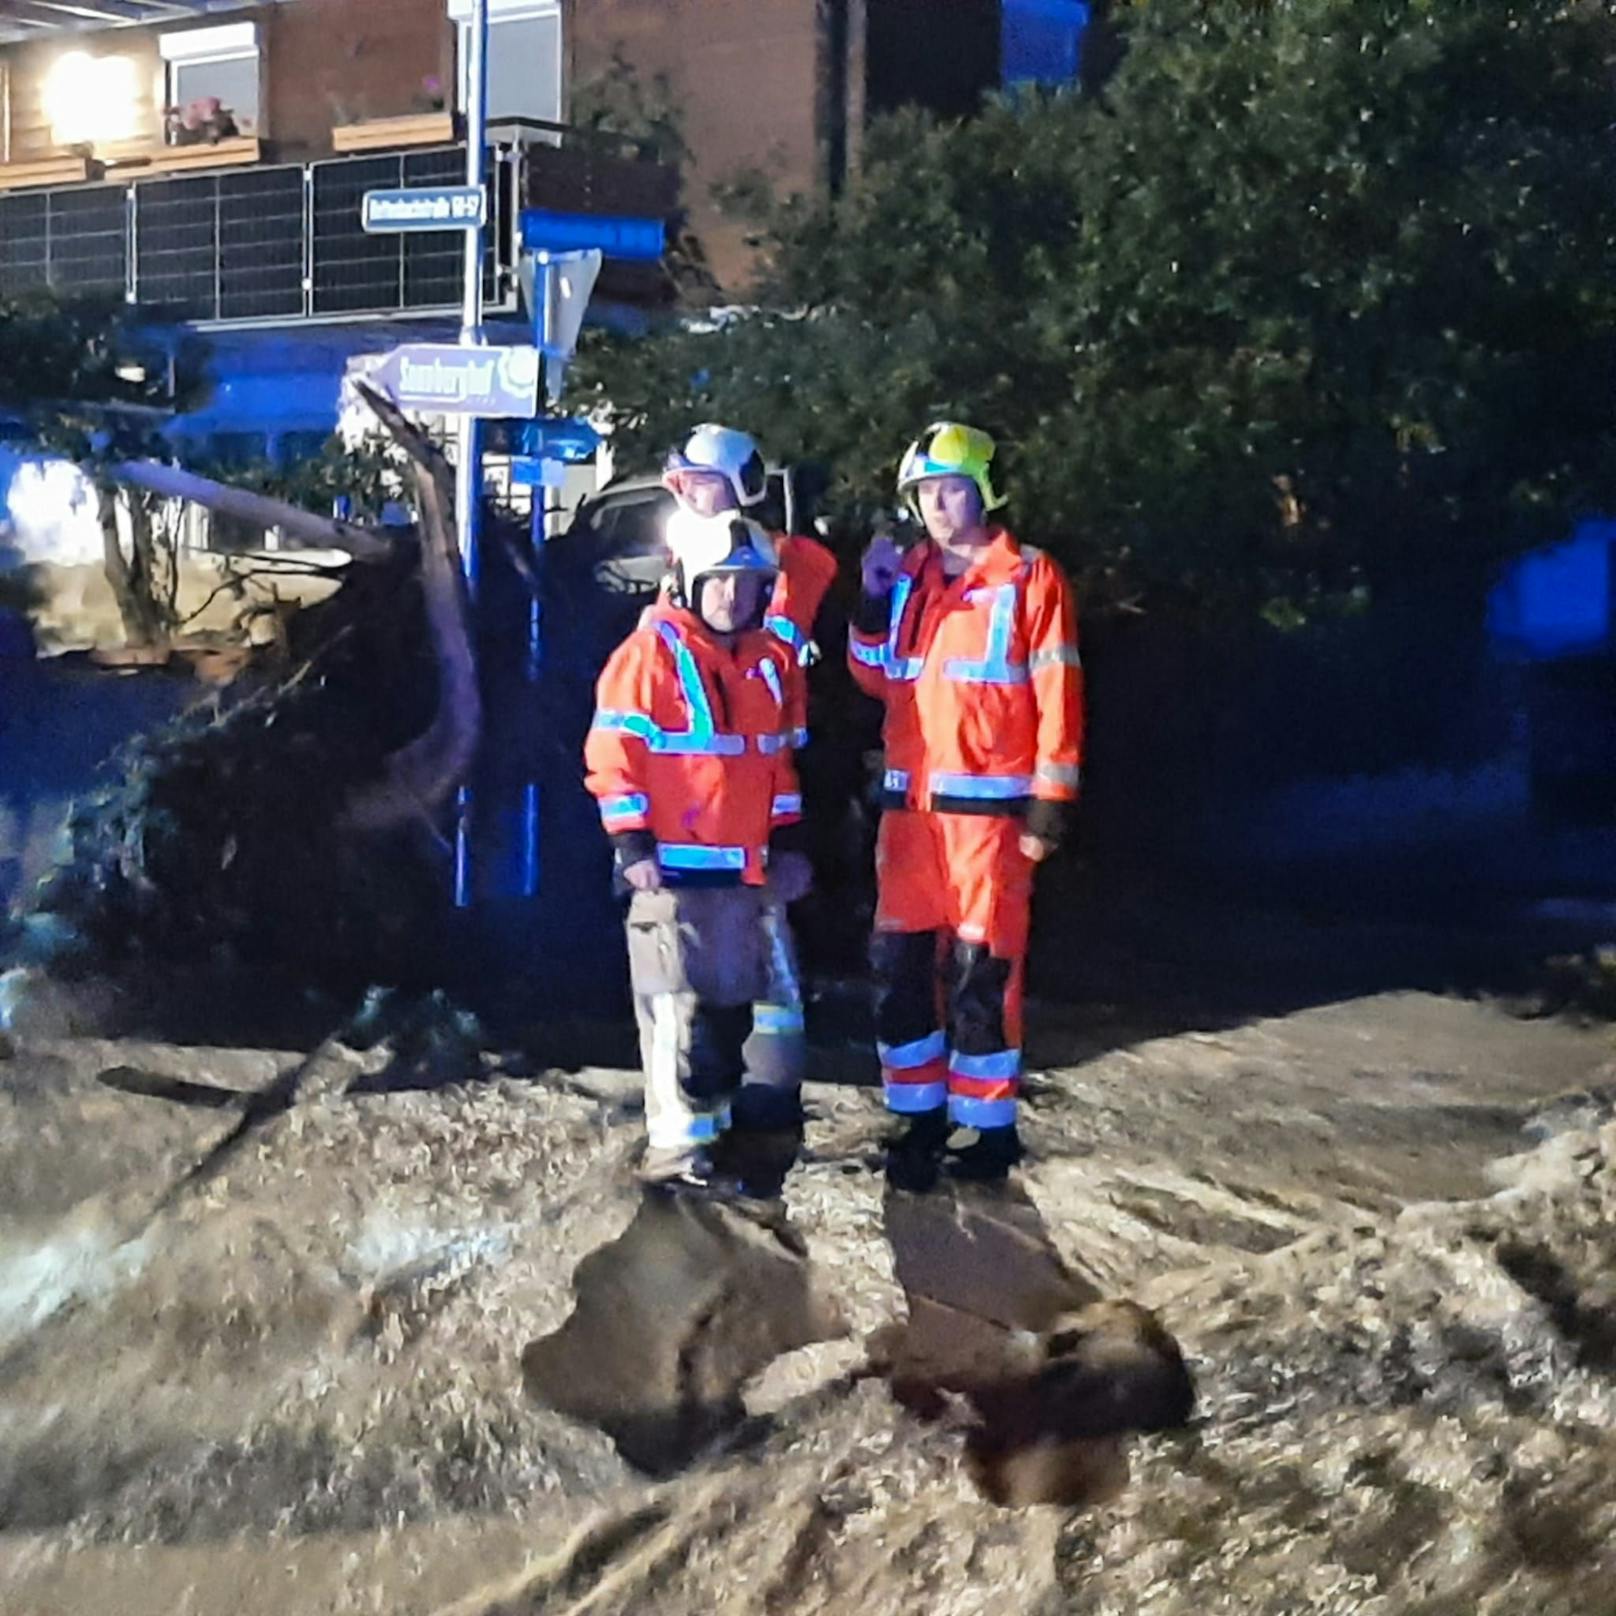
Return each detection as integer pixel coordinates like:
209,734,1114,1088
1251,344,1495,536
355,382,455,506
111,460,398,561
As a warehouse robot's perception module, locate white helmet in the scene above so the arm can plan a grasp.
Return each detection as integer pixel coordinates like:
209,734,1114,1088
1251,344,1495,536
665,509,778,625
663,422,768,509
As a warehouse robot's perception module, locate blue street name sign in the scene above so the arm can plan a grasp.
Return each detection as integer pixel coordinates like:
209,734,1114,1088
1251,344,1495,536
370,344,540,419
514,416,602,464
520,209,665,262
362,185,488,234
510,456,564,490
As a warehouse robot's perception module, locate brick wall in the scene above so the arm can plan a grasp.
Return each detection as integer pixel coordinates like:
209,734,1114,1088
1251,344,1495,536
262,0,452,159
567,0,824,289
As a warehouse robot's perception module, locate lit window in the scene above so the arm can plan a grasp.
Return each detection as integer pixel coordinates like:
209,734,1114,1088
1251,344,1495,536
159,23,261,143
43,52,143,146
1002,0,1090,88
449,0,563,126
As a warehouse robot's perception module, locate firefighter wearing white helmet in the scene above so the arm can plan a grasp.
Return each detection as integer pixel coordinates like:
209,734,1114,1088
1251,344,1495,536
585,509,810,1195
659,428,842,1196
662,423,839,667
664,422,770,511
664,507,779,630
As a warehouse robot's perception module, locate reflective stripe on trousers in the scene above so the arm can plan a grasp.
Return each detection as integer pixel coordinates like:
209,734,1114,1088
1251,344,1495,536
947,1046,1021,1130
741,899,807,1093
880,1027,949,1113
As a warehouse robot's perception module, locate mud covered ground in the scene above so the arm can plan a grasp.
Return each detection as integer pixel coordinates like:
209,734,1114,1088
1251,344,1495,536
2,972,1615,1614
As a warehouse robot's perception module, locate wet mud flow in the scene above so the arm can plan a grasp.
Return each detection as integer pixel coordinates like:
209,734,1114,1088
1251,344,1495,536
522,1189,843,1474
874,1179,1194,1505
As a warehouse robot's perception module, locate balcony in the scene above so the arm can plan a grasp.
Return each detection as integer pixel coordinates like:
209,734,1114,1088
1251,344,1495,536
0,122,678,326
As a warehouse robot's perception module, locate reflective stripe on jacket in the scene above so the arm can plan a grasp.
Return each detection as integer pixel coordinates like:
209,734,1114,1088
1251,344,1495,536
586,604,806,884
848,528,1083,815
766,533,839,665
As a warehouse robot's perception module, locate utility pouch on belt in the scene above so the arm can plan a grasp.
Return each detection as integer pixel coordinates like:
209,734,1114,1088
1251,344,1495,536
626,887,769,1007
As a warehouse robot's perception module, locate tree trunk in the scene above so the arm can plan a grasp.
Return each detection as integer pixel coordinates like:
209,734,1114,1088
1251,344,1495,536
111,461,397,562
96,482,162,648
339,383,481,832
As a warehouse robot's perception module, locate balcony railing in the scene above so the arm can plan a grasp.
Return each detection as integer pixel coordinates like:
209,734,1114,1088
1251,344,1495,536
0,124,678,325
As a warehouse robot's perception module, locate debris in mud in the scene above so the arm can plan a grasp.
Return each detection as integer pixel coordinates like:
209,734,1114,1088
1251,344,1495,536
522,1190,845,1475
0,553,447,1038
3,1000,1616,1616
871,1181,1194,1507
1536,944,1616,1021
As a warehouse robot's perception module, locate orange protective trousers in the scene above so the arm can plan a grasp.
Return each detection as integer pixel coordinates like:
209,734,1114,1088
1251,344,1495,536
873,808,1031,1130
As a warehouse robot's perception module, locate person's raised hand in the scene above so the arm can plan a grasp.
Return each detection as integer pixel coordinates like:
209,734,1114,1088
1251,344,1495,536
861,531,903,597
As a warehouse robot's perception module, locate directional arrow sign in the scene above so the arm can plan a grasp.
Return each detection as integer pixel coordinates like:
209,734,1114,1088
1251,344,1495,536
369,344,541,419
520,209,665,262
363,185,488,234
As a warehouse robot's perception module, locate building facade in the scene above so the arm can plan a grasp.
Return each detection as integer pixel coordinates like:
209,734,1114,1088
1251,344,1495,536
0,0,1092,311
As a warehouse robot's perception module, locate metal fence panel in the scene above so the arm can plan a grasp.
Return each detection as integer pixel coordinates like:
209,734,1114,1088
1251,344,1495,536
0,143,523,321
133,174,220,318
0,193,49,296
218,164,305,322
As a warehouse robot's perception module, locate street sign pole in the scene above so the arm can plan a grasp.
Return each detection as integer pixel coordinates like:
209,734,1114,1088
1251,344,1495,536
523,250,556,900
513,210,665,901
454,0,490,910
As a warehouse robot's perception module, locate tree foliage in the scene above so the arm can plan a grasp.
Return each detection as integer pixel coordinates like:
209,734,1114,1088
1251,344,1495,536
574,0,1616,612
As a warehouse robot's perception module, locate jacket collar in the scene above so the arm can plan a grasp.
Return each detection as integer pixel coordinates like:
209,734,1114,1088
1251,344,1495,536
907,526,1023,588
648,600,768,656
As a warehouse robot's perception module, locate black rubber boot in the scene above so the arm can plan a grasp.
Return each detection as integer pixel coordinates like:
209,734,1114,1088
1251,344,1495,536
942,1125,1023,1183
884,1107,950,1193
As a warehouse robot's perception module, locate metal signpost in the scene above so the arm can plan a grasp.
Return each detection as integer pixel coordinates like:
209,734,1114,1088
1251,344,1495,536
359,146,671,907
452,0,491,910
515,209,665,898
355,0,503,907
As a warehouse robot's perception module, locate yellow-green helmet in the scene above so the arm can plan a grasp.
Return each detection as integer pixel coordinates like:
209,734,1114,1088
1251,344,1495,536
896,421,1006,515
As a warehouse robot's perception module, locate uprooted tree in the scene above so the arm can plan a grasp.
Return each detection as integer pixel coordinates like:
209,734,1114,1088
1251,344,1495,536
2,344,482,1024
1,292,410,652
0,294,199,647
573,0,1616,616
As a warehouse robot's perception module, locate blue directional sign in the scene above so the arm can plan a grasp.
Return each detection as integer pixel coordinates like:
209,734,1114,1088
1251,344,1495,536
520,209,665,262
514,416,602,464
362,185,488,234
510,456,563,490
370,344,540,419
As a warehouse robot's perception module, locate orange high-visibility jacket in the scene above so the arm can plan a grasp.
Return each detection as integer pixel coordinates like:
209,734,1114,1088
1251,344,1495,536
764,533,839,663
848,528,1083,815
586,603,807,884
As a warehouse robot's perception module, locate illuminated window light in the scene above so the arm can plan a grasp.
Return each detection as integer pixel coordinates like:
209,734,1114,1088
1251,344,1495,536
42,52,143,148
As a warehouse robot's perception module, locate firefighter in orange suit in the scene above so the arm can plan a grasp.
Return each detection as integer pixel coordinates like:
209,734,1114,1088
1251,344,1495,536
849,423,1083,1186
585,510,811,1192
661,424,837,1141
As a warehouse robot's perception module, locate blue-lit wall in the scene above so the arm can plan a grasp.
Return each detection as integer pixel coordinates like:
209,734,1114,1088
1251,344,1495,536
1002,0,1090,87
1488,519,1615,663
